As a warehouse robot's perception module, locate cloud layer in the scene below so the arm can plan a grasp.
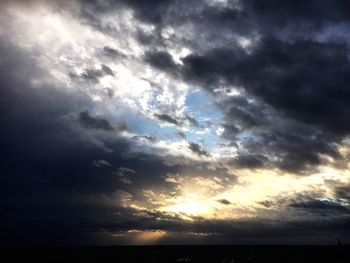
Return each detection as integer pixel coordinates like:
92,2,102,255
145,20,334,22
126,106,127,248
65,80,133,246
1,0,350,245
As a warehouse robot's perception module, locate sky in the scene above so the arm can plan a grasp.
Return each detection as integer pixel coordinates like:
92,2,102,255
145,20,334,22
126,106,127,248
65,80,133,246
1,0,350,246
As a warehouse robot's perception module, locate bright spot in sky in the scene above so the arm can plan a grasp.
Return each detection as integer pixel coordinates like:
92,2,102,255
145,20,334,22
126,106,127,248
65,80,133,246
112,230,167,245
162,193,214,219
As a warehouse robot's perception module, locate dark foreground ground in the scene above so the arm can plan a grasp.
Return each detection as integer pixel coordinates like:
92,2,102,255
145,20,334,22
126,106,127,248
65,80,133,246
1,245,348,263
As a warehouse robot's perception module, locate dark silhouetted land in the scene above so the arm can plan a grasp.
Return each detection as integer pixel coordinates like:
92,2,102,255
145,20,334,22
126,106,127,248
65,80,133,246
0,245,349,263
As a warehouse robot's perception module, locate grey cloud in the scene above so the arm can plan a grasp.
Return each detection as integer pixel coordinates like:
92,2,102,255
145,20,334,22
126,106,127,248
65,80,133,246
113,167,136,185
76,0,173,33
257,200,274,208
92,159,112,168
188,142,210,157
177,131,186,139
4,0,350,246
132,135,158,143
144,51,178,72
289,199,349,214
117,167,136,174
136,29,165,47
180,40,345,172
3,198,350,245
0,39,135,199
85,0,350,175
220,124,240,141
154,113,201,128
79,111,115,131
217,199,232,205
121,0,173,24
335,185,350,201
184,114,201,127
230,154,267,169
77,64,114,83
103,46,126,59
217,96,336,173
243,0,350,31
154,113,180,125
181,39,350,135
326,181,350,202
225,106,259,129
105,88,114,98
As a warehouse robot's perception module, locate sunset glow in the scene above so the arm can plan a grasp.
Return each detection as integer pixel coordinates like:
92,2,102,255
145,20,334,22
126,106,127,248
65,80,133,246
2,0,350,246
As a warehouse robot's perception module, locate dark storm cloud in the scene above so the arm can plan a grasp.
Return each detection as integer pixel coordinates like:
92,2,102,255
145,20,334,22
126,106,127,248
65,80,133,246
326,180,350,202
103,46,126,59
136,28,164,47
217,199,232,205
75,0,350,145
0,64,216,245
0,41,183,201
113,167,135,185
2,200,350,245
32,205,350,245
0,83,133,198
78,111,129,136
132,135,158,143
230,154,267,169
0,38,206,244
184,114,201,127
76,0,174,33
69,64,114,84
0,85,238,246
3,0,350,246
144,51,178,72
243,0,350,30
79,64,114,83
120,0,173,24
257,200,274,208
225,106,259,128
105,88,114,98
79,111,115,131
243,40,350,135
181,36,350,133
92,159,112,168
112,0,349,173
154,113,201,128
76,0,350,47
180,38,349,172
266,128,338,173
216,96,339,172
335,185,350,201
220,124,240,142
154,113,180,125
177,131,186,139
289,199,349,213
188,142,210,157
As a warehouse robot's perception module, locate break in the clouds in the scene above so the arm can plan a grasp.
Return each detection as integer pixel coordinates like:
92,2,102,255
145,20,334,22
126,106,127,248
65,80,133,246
1,0,350,246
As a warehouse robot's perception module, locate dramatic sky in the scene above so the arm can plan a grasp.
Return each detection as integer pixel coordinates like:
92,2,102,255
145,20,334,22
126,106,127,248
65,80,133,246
1,0,350,246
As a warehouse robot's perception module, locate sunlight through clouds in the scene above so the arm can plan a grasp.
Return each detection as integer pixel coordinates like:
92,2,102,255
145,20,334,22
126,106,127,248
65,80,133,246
2,0,350,246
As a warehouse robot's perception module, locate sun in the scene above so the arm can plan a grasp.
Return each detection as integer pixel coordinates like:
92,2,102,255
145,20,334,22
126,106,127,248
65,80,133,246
161,193,214,219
